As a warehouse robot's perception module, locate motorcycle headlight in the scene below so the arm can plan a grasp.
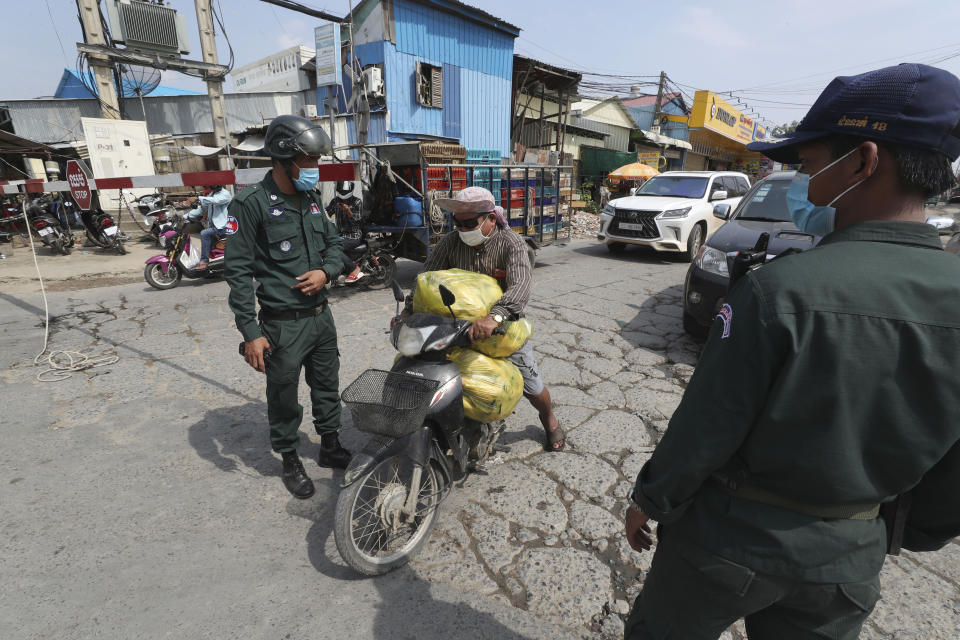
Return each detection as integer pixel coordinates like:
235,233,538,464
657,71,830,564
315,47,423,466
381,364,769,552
395,324,427,357
601,205,615,218
659,206,692,219
696,245,729,277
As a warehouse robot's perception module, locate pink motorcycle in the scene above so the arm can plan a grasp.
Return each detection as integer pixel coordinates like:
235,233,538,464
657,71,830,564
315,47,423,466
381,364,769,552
144,217,225,290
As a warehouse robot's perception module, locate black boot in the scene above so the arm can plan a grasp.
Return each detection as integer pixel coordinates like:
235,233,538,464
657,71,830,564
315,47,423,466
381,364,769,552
318,433,352,469
280,451,315,499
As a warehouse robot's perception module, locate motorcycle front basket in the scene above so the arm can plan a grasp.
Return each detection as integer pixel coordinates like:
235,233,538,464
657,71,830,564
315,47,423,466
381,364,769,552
341,370,440,438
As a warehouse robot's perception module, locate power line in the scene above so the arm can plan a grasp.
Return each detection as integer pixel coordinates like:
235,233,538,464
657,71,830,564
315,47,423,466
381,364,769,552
44,0,69,64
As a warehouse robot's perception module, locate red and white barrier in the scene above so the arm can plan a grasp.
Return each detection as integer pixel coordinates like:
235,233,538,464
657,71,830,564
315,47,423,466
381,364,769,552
0,162,358,196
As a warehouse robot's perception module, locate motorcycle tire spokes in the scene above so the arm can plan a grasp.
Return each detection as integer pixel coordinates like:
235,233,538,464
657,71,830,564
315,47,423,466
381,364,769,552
335,455,439,575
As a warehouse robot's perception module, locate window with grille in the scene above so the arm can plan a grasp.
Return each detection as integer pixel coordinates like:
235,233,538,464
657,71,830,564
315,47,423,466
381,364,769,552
416,62,443,109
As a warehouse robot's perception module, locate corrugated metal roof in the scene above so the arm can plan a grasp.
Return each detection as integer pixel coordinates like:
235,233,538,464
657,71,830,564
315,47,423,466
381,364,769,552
352,0,520,36
4,91,315,144
54,68,204,99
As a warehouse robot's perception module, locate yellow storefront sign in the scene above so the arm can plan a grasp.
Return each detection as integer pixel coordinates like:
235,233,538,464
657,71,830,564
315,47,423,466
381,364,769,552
689,91,759,145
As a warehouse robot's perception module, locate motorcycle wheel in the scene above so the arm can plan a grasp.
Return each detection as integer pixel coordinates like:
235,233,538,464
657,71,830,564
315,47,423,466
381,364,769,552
144,263,182,290
362,253,397,290
56,238,71,255
334,454,440,576
114,239,127,255
85,230,109,248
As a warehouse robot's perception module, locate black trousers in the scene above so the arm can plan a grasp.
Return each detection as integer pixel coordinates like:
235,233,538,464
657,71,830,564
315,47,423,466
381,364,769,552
341,236,364,274
624,531,880,640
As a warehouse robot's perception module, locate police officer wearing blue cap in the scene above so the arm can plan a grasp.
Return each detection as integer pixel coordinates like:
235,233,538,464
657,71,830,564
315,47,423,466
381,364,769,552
623,63,960,639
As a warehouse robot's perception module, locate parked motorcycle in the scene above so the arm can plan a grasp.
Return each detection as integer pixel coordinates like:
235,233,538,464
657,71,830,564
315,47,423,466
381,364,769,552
79,205,127,255
331,233,398,290
27,194,74,255
333,282,507,575
143,216,224,289
1,196,28,245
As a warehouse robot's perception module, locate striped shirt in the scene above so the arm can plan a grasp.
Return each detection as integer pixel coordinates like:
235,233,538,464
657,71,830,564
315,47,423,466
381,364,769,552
415,226,532,319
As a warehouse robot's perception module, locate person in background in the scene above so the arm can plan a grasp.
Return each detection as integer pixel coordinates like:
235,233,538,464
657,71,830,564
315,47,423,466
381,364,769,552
184,184,232,270
326,180,366,283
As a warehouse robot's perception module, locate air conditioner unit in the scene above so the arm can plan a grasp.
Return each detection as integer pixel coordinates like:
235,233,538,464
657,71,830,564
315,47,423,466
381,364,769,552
105,0,190,56
301,105,318,118
363,67,384,99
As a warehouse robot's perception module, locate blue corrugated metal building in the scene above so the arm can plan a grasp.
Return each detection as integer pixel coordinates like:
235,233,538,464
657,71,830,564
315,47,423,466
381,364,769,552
339,0,519,158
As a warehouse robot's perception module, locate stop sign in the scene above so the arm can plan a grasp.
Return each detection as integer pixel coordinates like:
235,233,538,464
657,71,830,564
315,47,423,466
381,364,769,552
66,160,92,211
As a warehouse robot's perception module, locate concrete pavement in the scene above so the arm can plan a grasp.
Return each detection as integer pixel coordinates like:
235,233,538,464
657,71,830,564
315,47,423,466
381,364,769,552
1,238,958,639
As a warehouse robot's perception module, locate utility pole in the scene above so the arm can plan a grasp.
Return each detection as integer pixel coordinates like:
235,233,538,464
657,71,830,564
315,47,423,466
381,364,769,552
195,0,231,170
652,71,666,134
76,0,121,119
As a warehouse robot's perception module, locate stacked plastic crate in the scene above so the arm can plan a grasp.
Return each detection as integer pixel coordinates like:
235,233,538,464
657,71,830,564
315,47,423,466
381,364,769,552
464,149,502,204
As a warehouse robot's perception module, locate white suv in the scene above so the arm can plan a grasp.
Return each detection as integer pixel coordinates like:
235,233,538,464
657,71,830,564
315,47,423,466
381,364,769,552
598,171,750,261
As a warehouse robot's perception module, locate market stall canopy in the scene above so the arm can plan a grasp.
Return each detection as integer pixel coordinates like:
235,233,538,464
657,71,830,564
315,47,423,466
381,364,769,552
608,162,660,181
233,136,264,152
637,129,693,150
183,145,224,157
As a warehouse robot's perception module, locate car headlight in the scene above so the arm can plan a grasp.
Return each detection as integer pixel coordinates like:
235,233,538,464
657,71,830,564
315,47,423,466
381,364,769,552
659,206,692,219
696,246,729,277
601,205,614,217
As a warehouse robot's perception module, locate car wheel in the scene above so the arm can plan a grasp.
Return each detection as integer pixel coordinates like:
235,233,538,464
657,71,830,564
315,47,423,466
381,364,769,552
607,242,626,253
684,223,705,262
683,311,709,340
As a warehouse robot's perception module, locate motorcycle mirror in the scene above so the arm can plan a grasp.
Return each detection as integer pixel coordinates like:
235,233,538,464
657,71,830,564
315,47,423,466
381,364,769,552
390,280,404,303
438,284,456,307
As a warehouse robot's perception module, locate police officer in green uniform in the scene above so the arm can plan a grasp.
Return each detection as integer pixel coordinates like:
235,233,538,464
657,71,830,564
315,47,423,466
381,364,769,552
225,115,350,500
623,64,960,639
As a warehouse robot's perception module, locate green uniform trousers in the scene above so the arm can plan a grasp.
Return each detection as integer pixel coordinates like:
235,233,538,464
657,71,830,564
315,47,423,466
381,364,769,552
260,306,340,453
624,531,881,640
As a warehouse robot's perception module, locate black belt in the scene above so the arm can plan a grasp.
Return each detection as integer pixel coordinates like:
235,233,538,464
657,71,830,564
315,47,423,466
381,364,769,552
710,476,880,520
260,301,327,322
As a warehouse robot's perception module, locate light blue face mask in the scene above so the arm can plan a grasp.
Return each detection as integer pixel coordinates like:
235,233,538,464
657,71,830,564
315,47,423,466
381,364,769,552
293,166,320,192
786,147,869,237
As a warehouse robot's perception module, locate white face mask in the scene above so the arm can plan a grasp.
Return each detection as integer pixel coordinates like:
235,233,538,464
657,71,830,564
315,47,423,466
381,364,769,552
458,219,491,246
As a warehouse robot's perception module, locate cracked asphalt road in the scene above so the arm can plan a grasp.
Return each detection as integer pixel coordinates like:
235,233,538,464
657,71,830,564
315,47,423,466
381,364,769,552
1,238,958,639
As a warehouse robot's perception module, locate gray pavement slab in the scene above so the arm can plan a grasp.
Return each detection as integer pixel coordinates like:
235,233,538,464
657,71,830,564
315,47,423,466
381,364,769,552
2,237,959,638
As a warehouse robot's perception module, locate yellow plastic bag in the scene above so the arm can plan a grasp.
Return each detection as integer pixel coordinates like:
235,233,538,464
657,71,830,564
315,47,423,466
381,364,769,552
471,318,534,358
447,348,524,422
413,269,503,322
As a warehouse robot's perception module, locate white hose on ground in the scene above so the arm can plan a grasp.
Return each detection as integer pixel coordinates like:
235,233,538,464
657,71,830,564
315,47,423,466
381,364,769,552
23,200,119,382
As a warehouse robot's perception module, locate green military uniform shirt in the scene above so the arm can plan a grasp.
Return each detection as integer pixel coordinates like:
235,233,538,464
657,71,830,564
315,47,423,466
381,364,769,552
634,221,960,582
224,171,344,341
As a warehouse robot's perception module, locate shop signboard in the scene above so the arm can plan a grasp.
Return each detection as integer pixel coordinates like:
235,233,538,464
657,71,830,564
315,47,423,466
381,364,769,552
314,23,342,88
637,151,661,168
689,91,761,145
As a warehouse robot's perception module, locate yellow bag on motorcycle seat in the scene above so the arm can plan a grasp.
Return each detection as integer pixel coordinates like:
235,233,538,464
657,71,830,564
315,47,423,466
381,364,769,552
447,348,523,423
470,318,534,358
413,269,503,322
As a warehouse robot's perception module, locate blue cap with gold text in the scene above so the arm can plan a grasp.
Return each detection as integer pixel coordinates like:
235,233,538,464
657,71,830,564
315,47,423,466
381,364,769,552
747,63,960,163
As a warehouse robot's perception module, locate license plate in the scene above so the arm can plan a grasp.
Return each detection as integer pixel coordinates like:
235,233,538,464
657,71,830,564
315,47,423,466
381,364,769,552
103,226,119,236
38,227,53,237
618,222,645,231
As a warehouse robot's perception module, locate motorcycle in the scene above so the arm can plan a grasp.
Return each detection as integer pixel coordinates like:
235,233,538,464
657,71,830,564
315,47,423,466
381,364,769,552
27,194,75,255
333,282,507,576
80,205,127,255
331,233,398,290
143,216,224,290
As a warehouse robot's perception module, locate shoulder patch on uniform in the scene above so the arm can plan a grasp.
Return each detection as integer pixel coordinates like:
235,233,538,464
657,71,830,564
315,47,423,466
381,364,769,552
224,216,239,235
269,206,284,217
233,183,262,203
310,202,321,215
716,303,733,339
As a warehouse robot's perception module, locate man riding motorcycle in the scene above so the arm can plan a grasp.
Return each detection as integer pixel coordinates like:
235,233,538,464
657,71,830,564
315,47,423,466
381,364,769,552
184,185,233,269
326,180,366,283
